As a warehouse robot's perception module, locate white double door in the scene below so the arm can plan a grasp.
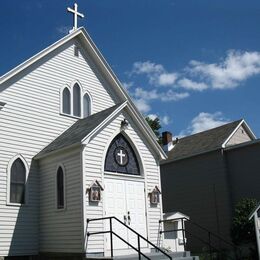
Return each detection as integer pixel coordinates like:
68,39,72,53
104,178,147,251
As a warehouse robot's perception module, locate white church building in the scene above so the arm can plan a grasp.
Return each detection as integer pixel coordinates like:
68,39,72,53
0,4,191,260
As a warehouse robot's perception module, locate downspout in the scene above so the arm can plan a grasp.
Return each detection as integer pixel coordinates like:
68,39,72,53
221,148,234,241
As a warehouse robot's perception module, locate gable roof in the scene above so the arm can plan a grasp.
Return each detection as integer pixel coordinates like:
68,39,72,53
35,103,124,159
162,119,255,164
1,27,166,160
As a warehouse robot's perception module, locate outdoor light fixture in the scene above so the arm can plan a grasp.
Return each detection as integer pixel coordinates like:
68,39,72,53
121,119,129,130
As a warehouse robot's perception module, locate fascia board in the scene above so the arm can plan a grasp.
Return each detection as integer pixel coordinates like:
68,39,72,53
0,29,82,84
222,119,256,148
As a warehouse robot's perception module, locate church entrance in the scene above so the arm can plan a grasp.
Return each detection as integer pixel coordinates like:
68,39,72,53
104,177,147,251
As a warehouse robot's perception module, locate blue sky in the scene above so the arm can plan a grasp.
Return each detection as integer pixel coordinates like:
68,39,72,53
1,0,260,137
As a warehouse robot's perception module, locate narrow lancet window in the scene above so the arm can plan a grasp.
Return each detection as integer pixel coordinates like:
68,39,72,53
83,93,91,118
57,167,65,209
62,87,71,114
10,158,26,204
73,83,81,117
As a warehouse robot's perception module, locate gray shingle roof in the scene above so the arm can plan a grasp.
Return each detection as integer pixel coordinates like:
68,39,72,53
163,119,243,163
36,103,123,158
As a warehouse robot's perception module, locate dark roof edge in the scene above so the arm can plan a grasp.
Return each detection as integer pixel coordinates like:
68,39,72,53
224,138,260,151
160,147,222,165
34,142,81,160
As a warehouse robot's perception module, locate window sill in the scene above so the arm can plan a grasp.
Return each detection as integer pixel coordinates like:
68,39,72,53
60,112,82,119
56,207,66,212
6,202,27,207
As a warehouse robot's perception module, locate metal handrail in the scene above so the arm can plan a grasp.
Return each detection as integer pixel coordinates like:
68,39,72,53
87,216,172,260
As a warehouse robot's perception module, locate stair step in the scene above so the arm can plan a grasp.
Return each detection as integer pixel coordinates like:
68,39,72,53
85,251,199,260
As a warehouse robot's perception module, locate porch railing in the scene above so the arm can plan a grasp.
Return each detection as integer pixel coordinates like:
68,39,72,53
87,216,172,260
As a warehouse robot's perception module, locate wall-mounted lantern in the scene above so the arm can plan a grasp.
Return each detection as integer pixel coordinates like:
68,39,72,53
87,180,104,202
149,186,161,205
121,119,129,131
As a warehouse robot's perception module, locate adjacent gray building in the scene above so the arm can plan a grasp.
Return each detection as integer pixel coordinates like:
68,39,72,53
160,119,260,252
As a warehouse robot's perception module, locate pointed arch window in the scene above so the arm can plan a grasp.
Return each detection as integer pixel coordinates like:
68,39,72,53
62,87,71,114
10,158,26,204
105,134,140,175
57,166,65,209
83,93,91,118
73,83,81,117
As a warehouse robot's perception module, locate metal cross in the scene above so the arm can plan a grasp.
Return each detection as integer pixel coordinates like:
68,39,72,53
67,3,84,31
117,150,126,165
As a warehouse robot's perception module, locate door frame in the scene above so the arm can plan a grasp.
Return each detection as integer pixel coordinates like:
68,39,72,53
103,173,149,256
100,129,150,256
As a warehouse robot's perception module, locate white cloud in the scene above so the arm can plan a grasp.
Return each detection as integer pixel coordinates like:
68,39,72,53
180,112,229,136
133,87,189,102
122,82,134,89
178,78,208,91
158,73,178,86
147,114,158,120
56,25,71,35
161,115,171,125
188,50,260,89
133,99,151,113
132,61,164,75
147,114,171,126
131,61,178,86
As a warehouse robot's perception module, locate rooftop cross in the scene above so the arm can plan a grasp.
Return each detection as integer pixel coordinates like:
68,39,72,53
67,3,84,32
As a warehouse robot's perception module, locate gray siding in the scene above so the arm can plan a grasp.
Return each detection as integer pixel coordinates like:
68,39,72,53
39,148,83,253
161,151,233,251
226,143,260,207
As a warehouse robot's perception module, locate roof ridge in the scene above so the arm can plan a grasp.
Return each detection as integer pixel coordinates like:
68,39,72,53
176,119,243,141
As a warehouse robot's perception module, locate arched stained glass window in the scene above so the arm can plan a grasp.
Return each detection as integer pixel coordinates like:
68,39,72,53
105,134,140,175
83,93,91,118
10,158,26,204
73,83,81,117
62,87,71,114
57,167,65,209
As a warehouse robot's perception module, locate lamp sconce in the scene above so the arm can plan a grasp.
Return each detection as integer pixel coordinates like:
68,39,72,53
87,180,104,202
149,186,161,205
121,119,129,131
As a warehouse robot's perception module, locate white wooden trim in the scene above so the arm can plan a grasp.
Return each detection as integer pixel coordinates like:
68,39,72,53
6,154,29,207
222,119,256,148
71,80,83,118
82,90,93,118
81,145,87,253
55,163,67,211
60,84,72,116
82,101,127,144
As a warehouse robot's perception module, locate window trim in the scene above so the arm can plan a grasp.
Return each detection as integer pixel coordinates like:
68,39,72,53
82,90,92,118
55,164,66,211
104,131,143,176
60,84,72,117
60,81,92,119
72,83,82,117
6,154,29,207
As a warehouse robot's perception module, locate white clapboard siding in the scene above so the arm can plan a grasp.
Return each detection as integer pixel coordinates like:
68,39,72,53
84,111,162,254
39,148,83,253
0,38,117,256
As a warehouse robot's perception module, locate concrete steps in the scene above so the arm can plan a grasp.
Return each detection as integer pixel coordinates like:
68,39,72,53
86,251,199,260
